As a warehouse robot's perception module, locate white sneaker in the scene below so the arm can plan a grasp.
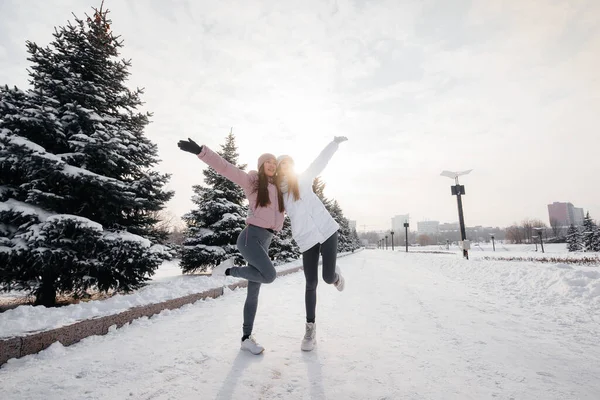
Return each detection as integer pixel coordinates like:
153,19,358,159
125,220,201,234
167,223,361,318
301,322,316,351
212,258,235,278
241,335,265,355
334,266,345,292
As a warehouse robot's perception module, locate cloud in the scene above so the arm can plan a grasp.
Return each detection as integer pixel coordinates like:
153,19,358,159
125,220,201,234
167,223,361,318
1,0,599,229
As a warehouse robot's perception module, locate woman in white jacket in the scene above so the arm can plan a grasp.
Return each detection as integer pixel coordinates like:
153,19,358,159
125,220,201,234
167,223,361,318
276,136,348,351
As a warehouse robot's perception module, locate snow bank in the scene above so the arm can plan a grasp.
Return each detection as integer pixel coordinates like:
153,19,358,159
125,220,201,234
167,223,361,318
0,270,241,339
416,243,599,261
0,253,318,339
425,254,600,311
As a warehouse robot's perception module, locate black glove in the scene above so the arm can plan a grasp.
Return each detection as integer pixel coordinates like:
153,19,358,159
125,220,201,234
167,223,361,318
178,138,203,155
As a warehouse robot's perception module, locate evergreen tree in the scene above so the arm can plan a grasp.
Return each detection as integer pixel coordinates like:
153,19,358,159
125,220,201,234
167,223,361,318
592,226,600,252
269,216,300,265
311,177,359,252
312,177,331,209
0,5,173,306
351,228,361,250
582,212,596,252
566,225,583,252
180,131,247,273
328,200,353,252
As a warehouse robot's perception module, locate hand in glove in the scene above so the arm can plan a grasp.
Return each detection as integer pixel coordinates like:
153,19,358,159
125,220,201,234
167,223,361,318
334,136,348,144
178,138,203,155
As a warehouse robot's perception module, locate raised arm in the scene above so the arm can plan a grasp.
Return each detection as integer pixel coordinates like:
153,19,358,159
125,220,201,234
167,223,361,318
302,136,347,183
178,138,252,190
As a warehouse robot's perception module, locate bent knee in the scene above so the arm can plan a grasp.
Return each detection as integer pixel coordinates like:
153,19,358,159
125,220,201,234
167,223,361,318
263,270,277,284
323,273,337,285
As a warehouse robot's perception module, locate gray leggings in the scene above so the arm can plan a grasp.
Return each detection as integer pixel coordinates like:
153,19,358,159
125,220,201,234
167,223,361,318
303,232,339,323
229,225,276,336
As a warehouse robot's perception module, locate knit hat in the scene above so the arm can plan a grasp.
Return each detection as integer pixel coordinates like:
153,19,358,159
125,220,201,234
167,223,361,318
276,155,294,168
257,153,276,170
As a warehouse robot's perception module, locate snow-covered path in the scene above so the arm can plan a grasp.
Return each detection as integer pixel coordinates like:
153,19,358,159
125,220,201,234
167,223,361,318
1,251,599,399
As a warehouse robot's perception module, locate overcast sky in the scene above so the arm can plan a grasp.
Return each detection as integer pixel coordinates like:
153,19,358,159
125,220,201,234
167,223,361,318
1,0,599,230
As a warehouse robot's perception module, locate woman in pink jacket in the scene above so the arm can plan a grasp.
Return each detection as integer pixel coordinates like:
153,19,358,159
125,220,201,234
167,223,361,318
178,138,284,355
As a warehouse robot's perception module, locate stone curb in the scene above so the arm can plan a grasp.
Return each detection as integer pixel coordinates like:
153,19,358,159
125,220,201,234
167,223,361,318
0,250,361,367
0,287,224,367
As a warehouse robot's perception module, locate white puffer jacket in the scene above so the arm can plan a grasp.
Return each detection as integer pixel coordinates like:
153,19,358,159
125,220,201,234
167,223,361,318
282,141,340,253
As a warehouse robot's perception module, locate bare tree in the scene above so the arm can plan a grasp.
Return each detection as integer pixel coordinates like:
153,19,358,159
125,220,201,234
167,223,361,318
417,234,435,246
358,231,382,244
505,224,524,244
150,210,185,244
522,219,534,243
168,226,186,246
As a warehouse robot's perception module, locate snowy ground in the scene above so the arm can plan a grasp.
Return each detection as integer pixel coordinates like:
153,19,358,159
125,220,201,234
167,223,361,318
0,258,307,339
1,250,599,399
414,243,599,261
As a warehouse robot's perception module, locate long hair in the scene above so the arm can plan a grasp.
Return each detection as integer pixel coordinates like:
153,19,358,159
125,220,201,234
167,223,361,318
255,165,285,213
276,167,301,202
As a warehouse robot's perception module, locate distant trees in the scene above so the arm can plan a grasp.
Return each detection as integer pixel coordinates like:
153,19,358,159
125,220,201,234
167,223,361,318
504,219,547,244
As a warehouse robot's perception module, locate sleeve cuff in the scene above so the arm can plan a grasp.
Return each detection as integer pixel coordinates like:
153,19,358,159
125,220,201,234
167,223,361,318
197,145,208,159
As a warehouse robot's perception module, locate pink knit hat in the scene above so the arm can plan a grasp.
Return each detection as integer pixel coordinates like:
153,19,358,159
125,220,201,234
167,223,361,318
257,153,276,170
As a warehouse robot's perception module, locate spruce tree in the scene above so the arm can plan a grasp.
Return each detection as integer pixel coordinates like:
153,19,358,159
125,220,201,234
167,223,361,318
269,216,300,265
582,212,596,252
312,177,331,209
180,131,247,273
0,5,173,306
351,228,361,250
592,225,600,252
311,177,358,253
566,225,582,252
328,200,353,252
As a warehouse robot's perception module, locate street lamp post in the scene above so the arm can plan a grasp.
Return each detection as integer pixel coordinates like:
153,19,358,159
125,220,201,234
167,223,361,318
404,222,409,252
441,170,472,260
535,228,545,253
390,231,395,251
490,234,496,252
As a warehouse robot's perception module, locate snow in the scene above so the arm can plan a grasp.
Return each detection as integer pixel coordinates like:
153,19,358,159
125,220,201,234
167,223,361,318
46,214,103,232
417,242,599,261
1,134,62,163
0,262,240,339
0,256,308,340
62,164,118,183
1,251,599,399
0,198,52,221
103,230,151,247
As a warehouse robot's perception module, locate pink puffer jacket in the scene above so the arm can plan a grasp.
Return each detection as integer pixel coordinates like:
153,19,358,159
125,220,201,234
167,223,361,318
197,146,285,232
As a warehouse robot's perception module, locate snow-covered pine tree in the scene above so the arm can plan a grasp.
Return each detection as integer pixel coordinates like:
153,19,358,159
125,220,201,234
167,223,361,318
269,216,300,265
312,177,331,210
566,225,583,252
180,131,247,273
328,200,353,252
582,212,596,252
311,177,358,252
592,225,600,252
0,5,173,306
351,228,361,250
